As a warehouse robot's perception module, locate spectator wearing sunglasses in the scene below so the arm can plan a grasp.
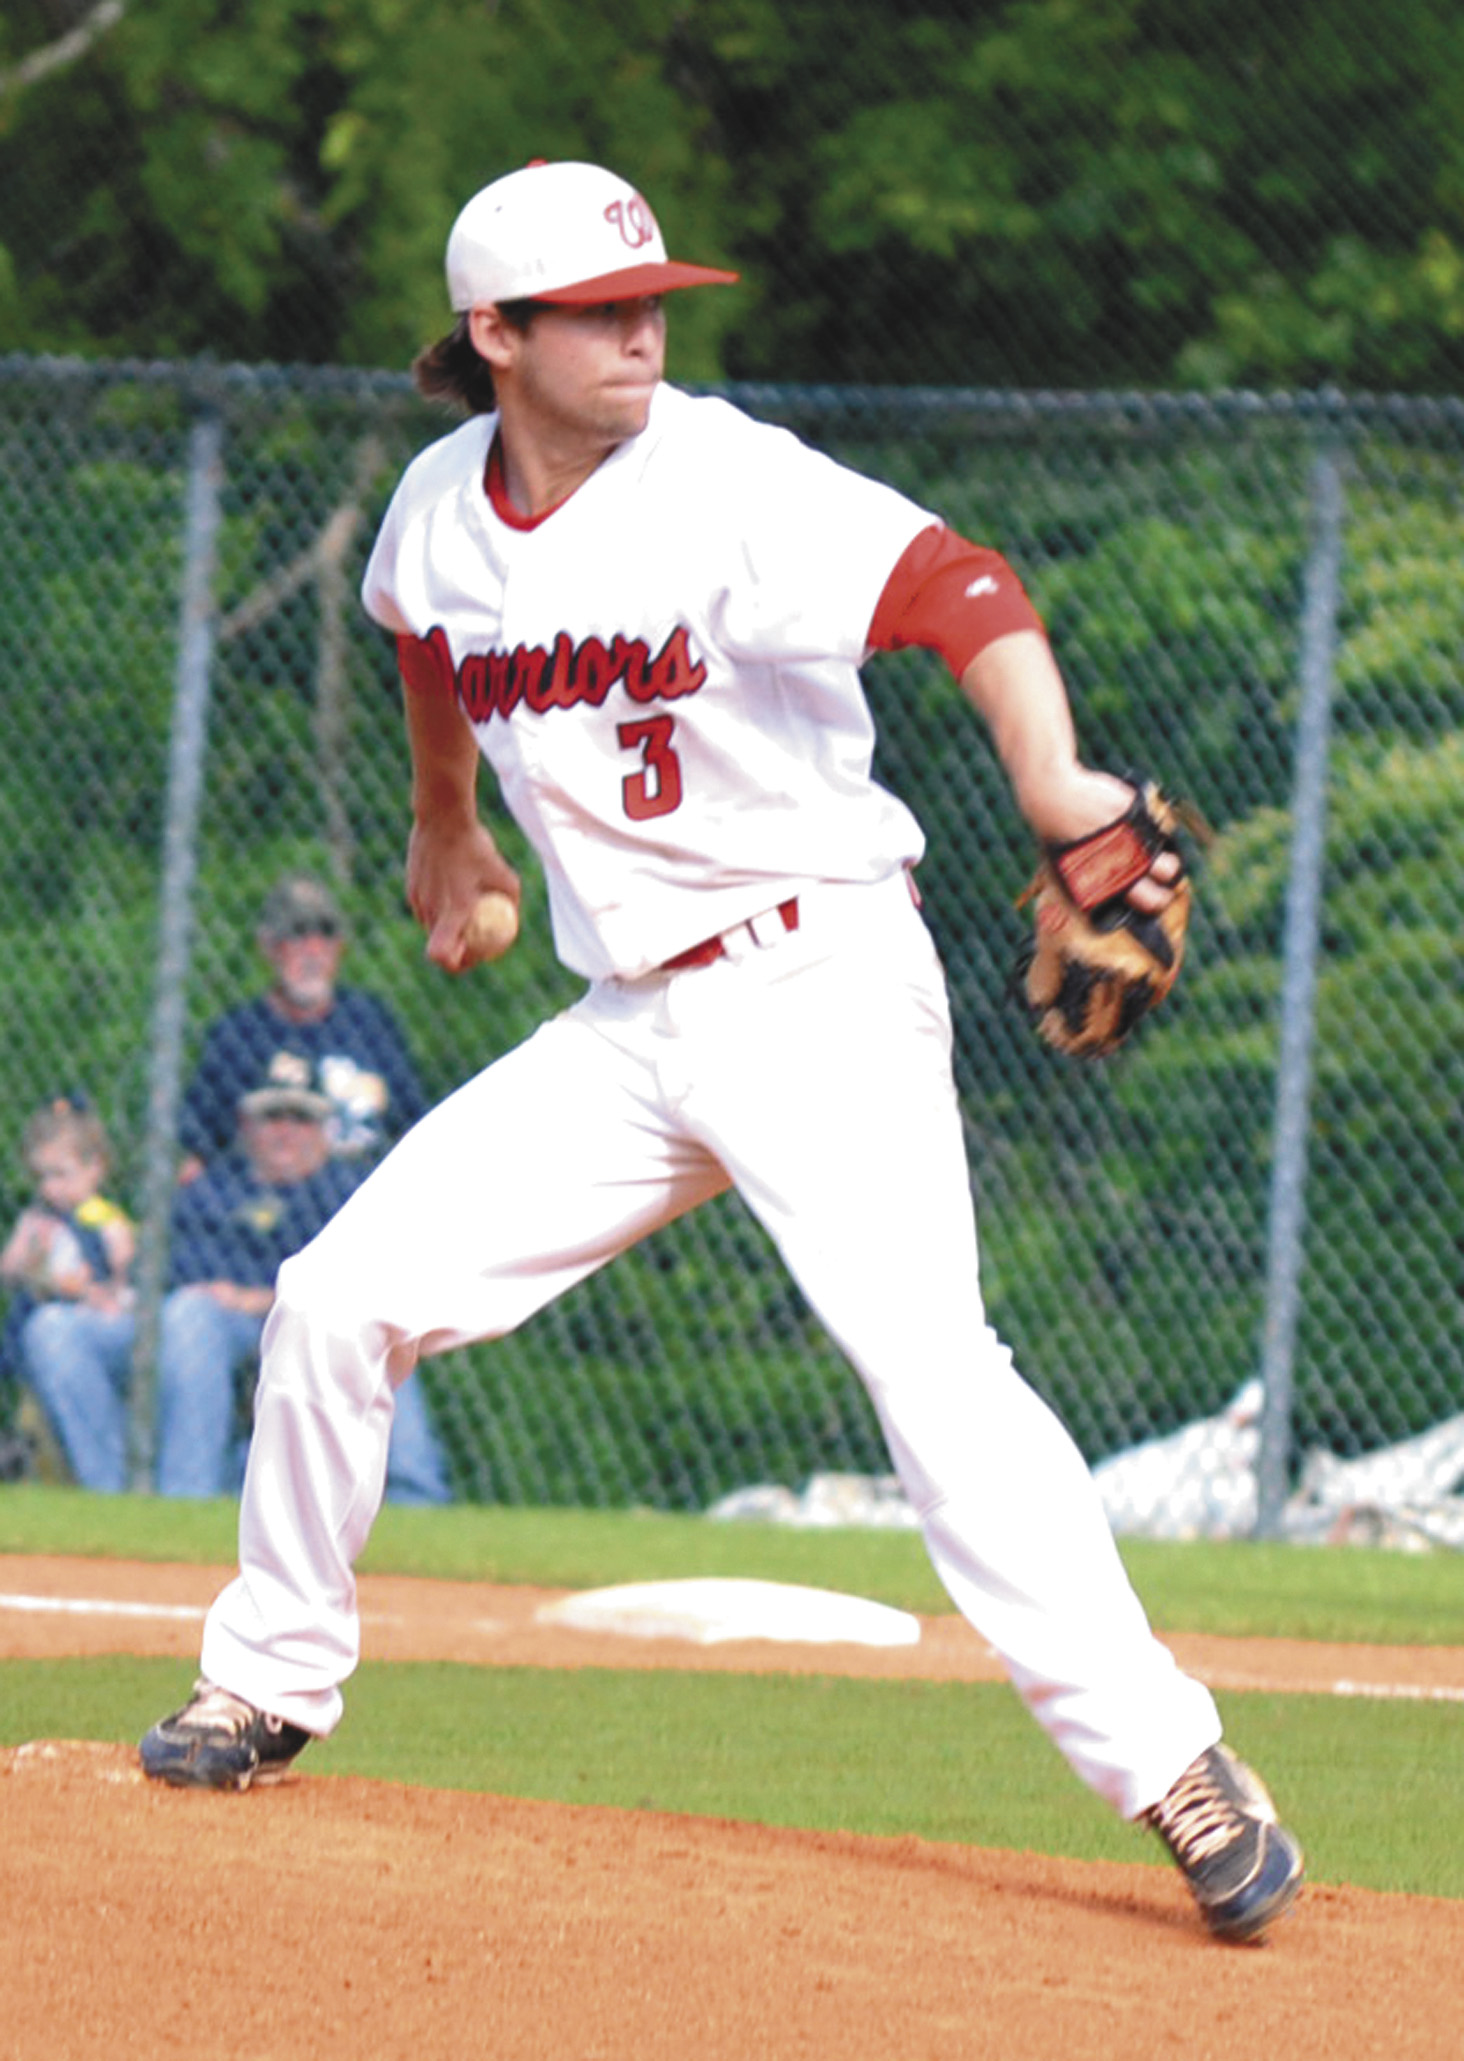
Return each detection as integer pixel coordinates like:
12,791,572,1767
178,874,428,1181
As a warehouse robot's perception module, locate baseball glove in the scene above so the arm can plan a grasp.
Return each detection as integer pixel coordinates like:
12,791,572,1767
1015,780,1197,1059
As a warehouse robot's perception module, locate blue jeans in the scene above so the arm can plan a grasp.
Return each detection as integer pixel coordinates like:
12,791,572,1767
156,1289,264,1497
20,1291,452,1502
19,1301,134,1492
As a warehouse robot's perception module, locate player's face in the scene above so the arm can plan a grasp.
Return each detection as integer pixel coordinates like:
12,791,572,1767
498,297,667,449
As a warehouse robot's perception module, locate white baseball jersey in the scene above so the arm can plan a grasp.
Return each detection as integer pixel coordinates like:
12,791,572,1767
362,383,937,980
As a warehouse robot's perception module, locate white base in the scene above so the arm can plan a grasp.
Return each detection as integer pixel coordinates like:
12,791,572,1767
535,1577,921,1648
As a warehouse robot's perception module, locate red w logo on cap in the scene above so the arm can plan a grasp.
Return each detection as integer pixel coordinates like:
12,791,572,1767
604,195,655,249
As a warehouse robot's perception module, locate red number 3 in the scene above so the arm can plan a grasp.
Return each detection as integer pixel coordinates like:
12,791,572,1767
618,716,683,821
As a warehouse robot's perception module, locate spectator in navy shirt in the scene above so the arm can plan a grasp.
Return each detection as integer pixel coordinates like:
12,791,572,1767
178,874,427,1179
22,1085,451,1502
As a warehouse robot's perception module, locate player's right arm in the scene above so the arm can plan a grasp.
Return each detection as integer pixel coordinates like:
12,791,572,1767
399,639,521,974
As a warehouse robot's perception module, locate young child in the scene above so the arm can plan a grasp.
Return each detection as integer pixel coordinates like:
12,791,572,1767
2,1095,133,1392
0,1098,135,1487
7,1086,445,1499
1,1097,135,1314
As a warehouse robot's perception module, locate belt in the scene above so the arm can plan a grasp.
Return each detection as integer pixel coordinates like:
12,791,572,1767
661,897,800,972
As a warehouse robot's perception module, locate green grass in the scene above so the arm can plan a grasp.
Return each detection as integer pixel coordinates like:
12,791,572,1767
2,1486,1461,1900
3,1484,1462,1643
1,1656,1457,1899
1117,1535,1464,1647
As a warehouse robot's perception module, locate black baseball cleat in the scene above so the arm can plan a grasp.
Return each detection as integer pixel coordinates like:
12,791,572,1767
138,1677,311,1792
1143,1743,1304,1943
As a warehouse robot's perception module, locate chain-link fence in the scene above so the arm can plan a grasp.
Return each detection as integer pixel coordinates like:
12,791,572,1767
2,354,1461,1527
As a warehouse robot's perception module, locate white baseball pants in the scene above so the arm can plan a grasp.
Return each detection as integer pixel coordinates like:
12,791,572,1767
201,870,1220,1817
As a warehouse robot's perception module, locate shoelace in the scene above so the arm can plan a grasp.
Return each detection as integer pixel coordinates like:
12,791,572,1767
179,1680,254,1736
1150,1763,1248,1866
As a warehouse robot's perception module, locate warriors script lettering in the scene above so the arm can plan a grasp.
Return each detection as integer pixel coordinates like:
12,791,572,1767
426,624,708,726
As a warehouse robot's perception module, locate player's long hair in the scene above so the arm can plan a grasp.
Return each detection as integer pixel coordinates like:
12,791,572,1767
411,303,540,415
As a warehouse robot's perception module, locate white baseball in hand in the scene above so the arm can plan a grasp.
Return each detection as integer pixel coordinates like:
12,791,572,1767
462,890,520,961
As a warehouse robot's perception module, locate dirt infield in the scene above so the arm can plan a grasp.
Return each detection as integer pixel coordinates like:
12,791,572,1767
4,1555,1462,2060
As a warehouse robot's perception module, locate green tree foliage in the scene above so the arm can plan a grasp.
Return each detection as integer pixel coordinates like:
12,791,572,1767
1018,435,1464,1460
0,0,740,379
2,0,1463,389
695,0,1464,389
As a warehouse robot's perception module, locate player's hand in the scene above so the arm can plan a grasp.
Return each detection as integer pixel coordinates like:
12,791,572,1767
406,819,521,975
1022,768,1180,913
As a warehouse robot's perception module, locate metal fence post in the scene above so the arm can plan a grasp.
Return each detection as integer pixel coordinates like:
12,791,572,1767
1253,436,1345,1536
126,400,225,1491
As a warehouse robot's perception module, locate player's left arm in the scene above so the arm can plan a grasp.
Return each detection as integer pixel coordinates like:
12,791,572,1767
869,526,1176,909
960,633,1180,912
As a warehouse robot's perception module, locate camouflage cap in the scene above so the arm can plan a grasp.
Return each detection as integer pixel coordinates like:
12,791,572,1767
238,1083,333,1125
257,874,343,942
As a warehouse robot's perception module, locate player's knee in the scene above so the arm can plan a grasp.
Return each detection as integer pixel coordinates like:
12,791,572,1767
271,1246,353,1336
267,1247,405,1373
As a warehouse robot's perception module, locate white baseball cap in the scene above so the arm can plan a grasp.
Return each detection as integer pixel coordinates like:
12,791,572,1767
445,159,740,312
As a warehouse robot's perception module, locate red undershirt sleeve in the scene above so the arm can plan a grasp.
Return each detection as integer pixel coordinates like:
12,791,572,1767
399,527,1039,700
867,523,1045,679
396,630,455,700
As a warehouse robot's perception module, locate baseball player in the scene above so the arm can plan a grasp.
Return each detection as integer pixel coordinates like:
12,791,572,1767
140,159,1302,1943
